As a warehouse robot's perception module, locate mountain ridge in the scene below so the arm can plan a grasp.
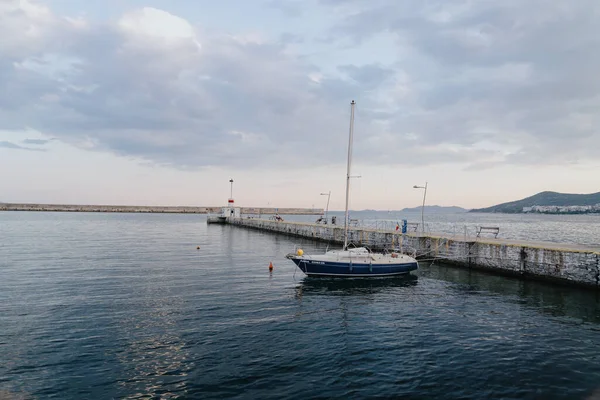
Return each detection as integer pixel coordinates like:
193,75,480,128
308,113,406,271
470,191,600,213
399,205,468,213
350,206,468,213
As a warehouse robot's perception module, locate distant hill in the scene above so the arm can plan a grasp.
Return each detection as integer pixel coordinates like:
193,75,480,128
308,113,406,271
470,191,600,213
400,205,468,213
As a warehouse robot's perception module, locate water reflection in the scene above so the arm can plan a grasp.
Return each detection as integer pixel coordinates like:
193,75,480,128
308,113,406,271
119,334,190,400
294,274,418,299
114,290,192,399
421,262,600,325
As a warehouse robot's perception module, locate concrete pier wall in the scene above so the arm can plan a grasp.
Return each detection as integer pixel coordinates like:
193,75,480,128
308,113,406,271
227,218,600,288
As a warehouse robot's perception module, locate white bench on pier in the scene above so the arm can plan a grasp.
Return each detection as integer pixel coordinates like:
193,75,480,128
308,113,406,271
406,222,419,232
476,226,500,238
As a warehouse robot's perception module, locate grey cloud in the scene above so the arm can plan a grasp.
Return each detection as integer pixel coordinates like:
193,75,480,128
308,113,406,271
337,64,395,88
0,140,45,151
0,141,24,149
265,0,305,18
280,33,304,44
2,1,598,171
23,138,52,145
0,5,364,169
319,0,600,166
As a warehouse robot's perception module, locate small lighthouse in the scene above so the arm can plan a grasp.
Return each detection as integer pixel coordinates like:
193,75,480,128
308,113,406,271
223,178,240,218
228,178,235,207
207,178,241,224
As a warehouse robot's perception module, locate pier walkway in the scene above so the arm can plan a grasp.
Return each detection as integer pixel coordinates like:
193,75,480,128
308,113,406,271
218,217,600,289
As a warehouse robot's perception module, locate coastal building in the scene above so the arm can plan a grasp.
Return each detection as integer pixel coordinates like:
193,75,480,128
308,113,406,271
523,204,600,214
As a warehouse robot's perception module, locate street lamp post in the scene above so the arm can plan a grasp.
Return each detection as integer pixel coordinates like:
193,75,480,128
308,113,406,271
320,191,331,222
413,182,428,234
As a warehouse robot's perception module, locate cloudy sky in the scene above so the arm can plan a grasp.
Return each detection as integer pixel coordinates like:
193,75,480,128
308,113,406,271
1,0,599,210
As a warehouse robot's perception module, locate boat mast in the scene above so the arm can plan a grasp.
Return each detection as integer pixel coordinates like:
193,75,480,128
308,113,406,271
343,100,355,250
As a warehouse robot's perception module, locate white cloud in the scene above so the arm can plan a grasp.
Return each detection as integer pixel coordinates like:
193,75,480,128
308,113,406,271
118,8,195,39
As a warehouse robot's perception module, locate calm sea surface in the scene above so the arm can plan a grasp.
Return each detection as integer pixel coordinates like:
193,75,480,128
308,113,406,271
284,210,600,247
1,212,600,399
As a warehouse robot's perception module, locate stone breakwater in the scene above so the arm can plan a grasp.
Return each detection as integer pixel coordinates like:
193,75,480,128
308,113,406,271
225,217,600,289
0,203,322,215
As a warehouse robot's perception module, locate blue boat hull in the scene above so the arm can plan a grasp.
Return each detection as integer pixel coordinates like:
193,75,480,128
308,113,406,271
290,258,418,277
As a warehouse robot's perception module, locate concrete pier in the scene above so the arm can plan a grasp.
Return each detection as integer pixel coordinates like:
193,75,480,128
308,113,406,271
221,217,600,289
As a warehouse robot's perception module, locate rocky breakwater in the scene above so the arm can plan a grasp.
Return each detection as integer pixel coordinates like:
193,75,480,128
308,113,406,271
0,203,219,213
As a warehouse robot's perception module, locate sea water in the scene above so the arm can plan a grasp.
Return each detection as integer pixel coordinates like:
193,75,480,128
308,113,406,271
1,212,599,399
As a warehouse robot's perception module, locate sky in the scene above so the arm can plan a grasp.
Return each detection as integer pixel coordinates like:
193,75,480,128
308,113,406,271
1,0,599,210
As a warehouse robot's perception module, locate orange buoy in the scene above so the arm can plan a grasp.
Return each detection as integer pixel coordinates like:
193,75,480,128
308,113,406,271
269,262,274,271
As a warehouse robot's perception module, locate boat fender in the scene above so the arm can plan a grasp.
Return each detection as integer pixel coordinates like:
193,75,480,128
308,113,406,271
297,249,304,256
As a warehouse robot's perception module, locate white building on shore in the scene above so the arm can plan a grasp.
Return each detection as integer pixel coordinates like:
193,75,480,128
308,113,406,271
523,204,600,213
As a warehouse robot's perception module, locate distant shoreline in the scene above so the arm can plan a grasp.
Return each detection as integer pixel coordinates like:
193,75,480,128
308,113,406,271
0,203,323,215
469,210,600,215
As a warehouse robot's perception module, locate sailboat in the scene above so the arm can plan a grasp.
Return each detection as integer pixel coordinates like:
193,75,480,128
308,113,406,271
286,100,419,277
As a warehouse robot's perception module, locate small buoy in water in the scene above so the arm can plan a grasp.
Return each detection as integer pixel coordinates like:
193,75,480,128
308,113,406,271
269,262,274,271
296,249,304,256
196,246,200,250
